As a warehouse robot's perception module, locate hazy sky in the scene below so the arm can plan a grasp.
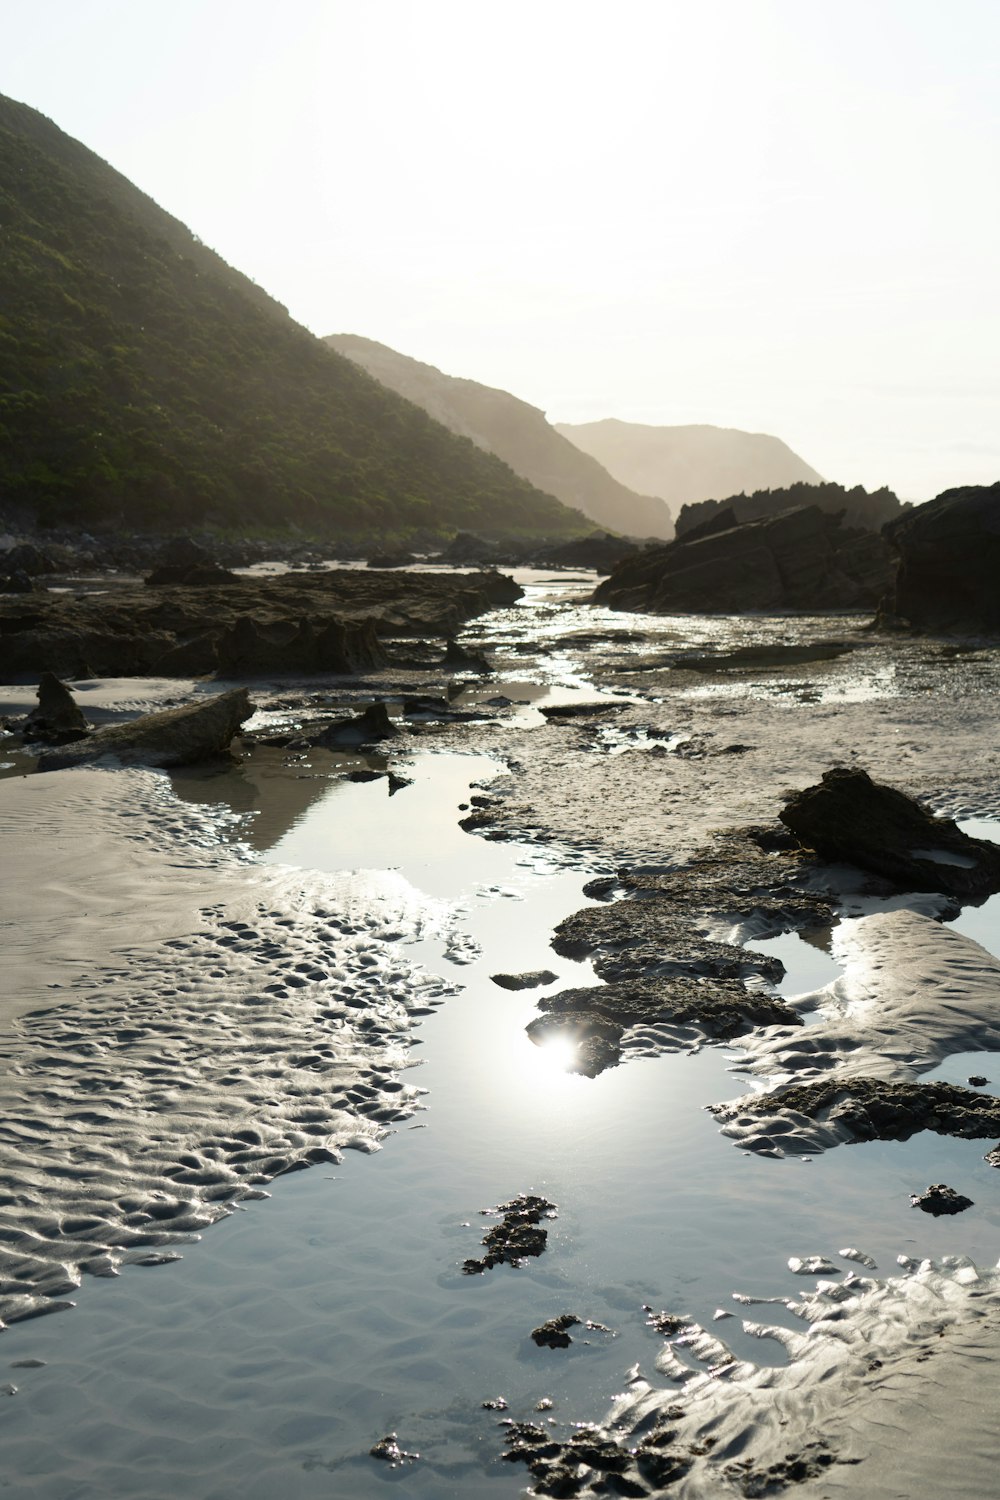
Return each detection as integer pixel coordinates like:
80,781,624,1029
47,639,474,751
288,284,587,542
6,0,1000,499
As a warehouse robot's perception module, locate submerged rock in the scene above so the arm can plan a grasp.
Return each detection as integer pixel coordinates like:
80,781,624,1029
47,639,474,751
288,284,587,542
490,970,558,991
594,505,893,613
779,766,1000,899
37,688,253,770
23,672,90,744
910,1184,973,1216
877,482,1000,636
369,1433,419,1465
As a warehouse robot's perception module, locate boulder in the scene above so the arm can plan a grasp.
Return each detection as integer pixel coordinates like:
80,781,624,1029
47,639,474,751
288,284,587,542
779,767,1000,899
312,701,398,747
37,688,253,770
24,672,90,744
594,505,894,613
876,483,1000,635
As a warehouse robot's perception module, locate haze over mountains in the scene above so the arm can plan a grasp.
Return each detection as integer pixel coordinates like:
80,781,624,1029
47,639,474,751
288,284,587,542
325,335,674,540
0,94,584,542
556,419,824,513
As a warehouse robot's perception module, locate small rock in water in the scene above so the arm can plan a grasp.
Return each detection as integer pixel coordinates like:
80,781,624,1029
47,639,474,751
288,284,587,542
643,1306,688,1336
481,1396,508,1411
910,1183,974,1215
490,970,558,991
462,1194,557,1274
369,1432,419,1465
969,1075,989,1087
531,1314,581,1349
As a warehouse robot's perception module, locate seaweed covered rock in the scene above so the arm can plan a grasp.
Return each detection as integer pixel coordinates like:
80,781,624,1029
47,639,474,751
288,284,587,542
877,482,1000,636
779,767,1000,899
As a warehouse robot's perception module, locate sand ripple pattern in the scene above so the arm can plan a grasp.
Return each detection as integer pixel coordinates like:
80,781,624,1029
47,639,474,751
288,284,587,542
0,884,455,1325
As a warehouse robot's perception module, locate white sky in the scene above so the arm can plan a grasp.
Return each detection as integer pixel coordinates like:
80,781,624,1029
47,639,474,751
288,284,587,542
5,0,999,500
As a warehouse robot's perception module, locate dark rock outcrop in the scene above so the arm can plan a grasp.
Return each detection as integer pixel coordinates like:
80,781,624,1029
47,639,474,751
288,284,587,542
145,537,241,587
779,767,1000,899
594,505,893,614
490,970,558,991
876,483,1000,636
23,672,90,744
675,480,903,538
911,1184,973,1215
0,570,520,681
37,688,252,770
530,1314,581,1349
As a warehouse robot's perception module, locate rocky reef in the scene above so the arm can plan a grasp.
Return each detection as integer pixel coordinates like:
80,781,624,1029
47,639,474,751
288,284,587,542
0,569,521,681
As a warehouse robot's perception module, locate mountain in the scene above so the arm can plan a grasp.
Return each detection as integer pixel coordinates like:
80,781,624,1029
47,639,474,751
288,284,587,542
326,336,674,540
675,481,904,537
554,418,824,511
0,94,584,542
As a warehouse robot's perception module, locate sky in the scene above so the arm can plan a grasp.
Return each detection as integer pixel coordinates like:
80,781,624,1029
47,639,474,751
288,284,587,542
5,0,1000,500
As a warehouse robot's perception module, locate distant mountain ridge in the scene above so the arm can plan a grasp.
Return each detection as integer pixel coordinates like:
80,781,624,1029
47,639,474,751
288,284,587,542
325,336,674,540
555,418,824,511
0,94,584,541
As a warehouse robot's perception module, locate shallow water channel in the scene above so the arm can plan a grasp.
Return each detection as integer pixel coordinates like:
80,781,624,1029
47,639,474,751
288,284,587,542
3,750,1000,1498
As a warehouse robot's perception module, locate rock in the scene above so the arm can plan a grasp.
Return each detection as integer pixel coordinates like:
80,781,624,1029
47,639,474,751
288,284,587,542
0,543,52,576
594,505,894,613
437,531,502,566
534,533,639,574
779,766,1000,899
387,772,412,795
969,1075,989,1087
366,550,416,569
0,570,520,681
144,536,242,587
37,688,253,770
671,642,854,671
313,701,397,746
442,638,492,674
369,1433,418,1465
530,1314,581,1349
0,568,35,593
714,1078,1000,1153
490,970,558,991
23,672,90,744
877,483,1000,635
462,1194,557,1275
526,977,798,1077
910,1183,974,1215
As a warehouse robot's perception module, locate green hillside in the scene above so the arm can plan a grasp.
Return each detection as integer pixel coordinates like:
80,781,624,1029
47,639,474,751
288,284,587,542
0,95,584,541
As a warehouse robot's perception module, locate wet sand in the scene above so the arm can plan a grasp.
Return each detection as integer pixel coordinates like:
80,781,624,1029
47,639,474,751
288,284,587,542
2,569,1000,1495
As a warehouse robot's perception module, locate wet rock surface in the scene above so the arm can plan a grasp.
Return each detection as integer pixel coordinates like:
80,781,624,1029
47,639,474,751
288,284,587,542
0,569,521,680
714,1078,1000,1155
594,505,893,614
527,977,799,1077
37,687,253,770
779,766,1000,899
877,482,1000,636
462,1194,558,1275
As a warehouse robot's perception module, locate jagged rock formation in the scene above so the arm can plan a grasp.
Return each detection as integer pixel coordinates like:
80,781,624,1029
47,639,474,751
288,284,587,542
0,94,583,542
555,417,823,511
779,767,1000,899
326,335,673,539
0,569,520,680
676,479,905,536
877,482,1000,635
593,505,893,613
